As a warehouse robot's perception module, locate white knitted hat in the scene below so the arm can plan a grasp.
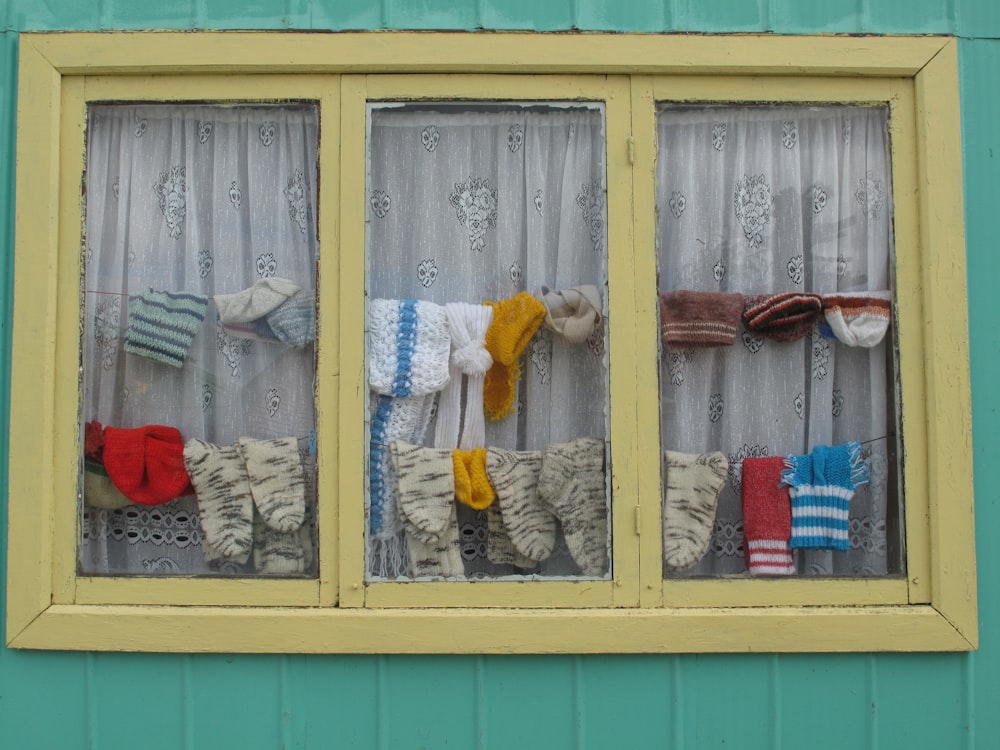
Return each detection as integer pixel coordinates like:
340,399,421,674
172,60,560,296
369,299,451,397
823,291,892,347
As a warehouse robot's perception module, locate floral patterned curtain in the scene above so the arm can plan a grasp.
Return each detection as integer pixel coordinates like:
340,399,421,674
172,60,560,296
80,104,319,576
657,105,899,577
366,104,610,579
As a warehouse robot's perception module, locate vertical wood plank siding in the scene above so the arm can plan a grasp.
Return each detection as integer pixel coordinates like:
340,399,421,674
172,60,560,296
0,2,997,747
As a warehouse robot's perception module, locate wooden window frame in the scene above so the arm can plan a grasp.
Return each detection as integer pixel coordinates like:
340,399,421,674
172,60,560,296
6,31,975,653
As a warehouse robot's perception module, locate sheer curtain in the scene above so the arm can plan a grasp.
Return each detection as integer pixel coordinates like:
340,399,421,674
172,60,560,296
657,105,898,577
366,104,610,579
80,104,319,576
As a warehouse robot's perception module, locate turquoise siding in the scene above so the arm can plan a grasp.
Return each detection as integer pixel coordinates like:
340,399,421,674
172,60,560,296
1,2,997,747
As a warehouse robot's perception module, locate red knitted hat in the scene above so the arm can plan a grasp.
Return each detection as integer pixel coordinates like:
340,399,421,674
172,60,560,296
742,292,823,343
741,456,795,576
659,290,744,347
103,425,195,506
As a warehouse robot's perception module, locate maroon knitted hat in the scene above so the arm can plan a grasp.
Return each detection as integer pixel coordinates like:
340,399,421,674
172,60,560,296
742,292,823,343
659,290,744,347
103,425,195,506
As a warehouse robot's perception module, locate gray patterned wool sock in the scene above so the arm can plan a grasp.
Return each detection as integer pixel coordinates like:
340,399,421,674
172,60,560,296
486,504,538,568
237,437,306,533
183,439,254,563
662,450,728,571
538,437,608,576
391,440,464,577
253,510,306,575
486,448,556,562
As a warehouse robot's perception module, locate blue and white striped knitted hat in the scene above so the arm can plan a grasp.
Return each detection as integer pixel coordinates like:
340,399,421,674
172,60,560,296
781,441,869,550
369,299,451,397
124,289,209,368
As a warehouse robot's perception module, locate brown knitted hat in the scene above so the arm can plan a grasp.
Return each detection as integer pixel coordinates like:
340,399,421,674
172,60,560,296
742,292,823,343
659,290,744,347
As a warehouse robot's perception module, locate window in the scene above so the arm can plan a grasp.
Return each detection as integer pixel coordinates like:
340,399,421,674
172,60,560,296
6,32,976,652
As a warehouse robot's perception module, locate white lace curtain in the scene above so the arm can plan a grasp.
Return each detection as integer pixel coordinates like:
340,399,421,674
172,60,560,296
366,105,610,578
80,104,319,576
657,105,897,577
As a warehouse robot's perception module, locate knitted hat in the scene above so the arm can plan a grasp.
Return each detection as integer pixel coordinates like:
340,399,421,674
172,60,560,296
782,441,869,550
484,292,546,421
741,456,795,575
539,285,603,344
83,461,132,509
659,290,744,347
742,292,823,343
265,289,316,347
452,448,496,510
433,303,493,450
84,420,106,463
104,425,195,506
369,299,451,398
822,292,892,348
124,289,209,367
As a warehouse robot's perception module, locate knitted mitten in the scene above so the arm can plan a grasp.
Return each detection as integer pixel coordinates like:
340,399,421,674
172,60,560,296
662,450,728,571
538,437,608,576
783,442,868,550
183,439,254,563
237,436,306,533
741,456,795,575
486,447,556,563
104,425,194,506
452,448,496,510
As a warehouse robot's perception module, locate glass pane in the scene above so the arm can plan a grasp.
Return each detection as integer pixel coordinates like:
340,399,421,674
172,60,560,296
365,102,612,581
655,104,903,578
79,103,320,578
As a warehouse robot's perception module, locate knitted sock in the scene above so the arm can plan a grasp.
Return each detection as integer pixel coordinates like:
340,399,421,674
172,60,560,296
484,292,546,421
392,440,464,577
434,303,493,449
392,441,457,543
486,504,538,568
266,289,316,347
782,442,869,550
237,436,306,532
453,448,496,510
252,510,306,575
124,289,209,367
662,450,728,571
486,447,556,563
215,277,299,324
822,292,892,347
183,439,254,563
538,437,608,576
741,456,795,575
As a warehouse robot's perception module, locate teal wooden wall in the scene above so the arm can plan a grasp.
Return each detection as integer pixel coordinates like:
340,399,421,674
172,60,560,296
1,1,998,747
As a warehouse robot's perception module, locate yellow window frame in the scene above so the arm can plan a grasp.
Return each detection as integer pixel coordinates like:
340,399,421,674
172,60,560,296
6,31,975,653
